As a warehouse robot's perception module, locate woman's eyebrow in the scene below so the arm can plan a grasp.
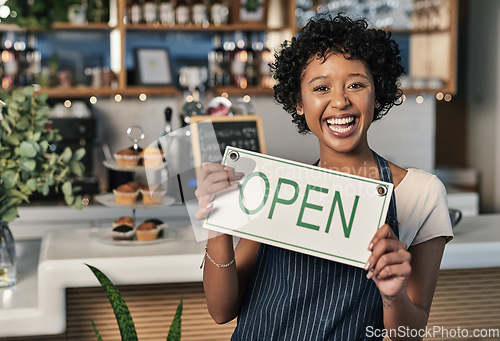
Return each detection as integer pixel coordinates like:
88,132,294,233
307,76,327,84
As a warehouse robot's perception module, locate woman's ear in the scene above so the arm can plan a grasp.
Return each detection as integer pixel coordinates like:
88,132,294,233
296,105,304,115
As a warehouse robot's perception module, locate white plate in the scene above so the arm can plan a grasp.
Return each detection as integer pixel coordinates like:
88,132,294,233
94,193,175,208
89,225,177,246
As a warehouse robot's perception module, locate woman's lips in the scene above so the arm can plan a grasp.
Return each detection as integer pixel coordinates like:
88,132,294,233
324,115,359,137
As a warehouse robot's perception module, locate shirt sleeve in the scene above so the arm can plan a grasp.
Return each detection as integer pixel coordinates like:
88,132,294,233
411,175,454,246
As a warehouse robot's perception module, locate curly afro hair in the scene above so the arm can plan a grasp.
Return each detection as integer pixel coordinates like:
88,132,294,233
271,14,405,134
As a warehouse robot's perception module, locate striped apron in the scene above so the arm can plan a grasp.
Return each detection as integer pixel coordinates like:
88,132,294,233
231,151,399,340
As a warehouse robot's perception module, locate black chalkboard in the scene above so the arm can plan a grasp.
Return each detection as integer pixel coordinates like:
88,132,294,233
190,115,266,166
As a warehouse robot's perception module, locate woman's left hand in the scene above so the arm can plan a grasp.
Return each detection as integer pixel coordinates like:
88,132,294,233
365,224,412,298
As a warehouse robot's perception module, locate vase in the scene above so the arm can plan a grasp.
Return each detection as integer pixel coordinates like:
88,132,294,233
0,221,17,287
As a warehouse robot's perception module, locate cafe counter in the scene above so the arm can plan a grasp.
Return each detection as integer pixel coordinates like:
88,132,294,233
1,210,500,339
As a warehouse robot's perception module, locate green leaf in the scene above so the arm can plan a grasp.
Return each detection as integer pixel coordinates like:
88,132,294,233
1,118,11,135
12,90,26,103
59,147,72,163
167,298,183,341
32,131,42,141
70,161,85,177
16,117,30,130
3,135,20,146
91,321,103,341
1,207,18,222
22,86,35,97
26,178,37,191
37,92,49,103
41,182,49,196
20,159,36,171
72,148,86,161
61,181,72,196
1,170,19,189
39,140,49,152
19,141,37,158
72,195,84,210
85,264,138,341
64,194,74,206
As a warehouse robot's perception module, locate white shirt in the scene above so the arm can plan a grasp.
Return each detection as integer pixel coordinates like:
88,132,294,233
395,168,454,248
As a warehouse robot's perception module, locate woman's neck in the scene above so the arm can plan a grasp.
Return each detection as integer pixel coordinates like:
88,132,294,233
317,146,379,180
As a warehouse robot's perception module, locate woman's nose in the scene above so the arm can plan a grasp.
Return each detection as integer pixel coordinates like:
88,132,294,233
330,89,350,109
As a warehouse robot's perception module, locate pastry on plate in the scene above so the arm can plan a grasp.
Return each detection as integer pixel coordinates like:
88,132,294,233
140,185,166,204
113,216,134,228
136,221,161,241
112,224,135,241
141,147,164,167
113,183,139,205
114,148,141,167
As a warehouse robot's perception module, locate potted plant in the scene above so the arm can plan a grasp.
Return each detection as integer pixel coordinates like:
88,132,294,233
0,86,85,287
86,264,183,341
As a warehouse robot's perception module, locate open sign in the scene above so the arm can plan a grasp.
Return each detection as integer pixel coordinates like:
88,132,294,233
203,147,393,268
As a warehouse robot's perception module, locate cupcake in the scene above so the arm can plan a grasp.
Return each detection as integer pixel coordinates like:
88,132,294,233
113,183,139,205
140,185,166,204
114,148,141,167
136,221,161,241
141,147,164,167
125,181,145,191
113,216,134,228
112,224,135,241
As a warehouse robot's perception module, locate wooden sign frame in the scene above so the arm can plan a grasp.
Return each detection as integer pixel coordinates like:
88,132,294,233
189,115,266,170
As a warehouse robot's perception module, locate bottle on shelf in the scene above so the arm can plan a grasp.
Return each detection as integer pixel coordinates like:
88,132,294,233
23,33,42,86
159,0,176,26
231,31,247,89
175,0,190,25
130,0,143,24
220,32,234,86
245,32,257,87
143,0,158,24
208,33,225,88
210,0,229,26
259,33,273,88
1,32,19,89
192,0,209,26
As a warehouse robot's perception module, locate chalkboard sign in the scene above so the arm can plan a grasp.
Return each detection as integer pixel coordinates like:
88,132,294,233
190,115,266,167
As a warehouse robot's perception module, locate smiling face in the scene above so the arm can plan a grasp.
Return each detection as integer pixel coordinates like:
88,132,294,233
299,52,376,159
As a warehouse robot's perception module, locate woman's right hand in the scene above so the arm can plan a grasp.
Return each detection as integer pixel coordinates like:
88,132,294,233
194,162,244,220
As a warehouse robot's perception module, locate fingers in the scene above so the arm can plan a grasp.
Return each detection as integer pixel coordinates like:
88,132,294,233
194,162,244,220
365,224,410,280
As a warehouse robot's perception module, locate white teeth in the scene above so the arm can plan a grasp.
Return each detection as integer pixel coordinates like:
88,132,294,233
329,125,354,133
326,116,355,125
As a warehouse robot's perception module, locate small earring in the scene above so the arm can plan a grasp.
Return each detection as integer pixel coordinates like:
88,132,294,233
375,101,381,109
297,108,303,115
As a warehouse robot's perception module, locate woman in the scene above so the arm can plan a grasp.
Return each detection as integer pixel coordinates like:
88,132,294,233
196,14,453,340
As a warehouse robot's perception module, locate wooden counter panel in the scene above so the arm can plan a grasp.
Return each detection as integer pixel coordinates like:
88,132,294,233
425,268,500,340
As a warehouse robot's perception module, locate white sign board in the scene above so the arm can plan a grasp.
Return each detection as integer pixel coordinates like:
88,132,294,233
203,147,393,268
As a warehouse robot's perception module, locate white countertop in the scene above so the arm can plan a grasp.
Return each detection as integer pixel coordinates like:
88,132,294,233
1,214,500,337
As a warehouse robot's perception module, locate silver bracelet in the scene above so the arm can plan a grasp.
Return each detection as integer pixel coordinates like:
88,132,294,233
200,247,235,269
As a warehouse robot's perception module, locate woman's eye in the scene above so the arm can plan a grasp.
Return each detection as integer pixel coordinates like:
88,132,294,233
348,83,366,90
313,85,329,92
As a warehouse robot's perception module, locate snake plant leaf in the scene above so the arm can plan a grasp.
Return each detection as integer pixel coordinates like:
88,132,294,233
166,298,183,341
91,321,103,341
85,264,138,341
